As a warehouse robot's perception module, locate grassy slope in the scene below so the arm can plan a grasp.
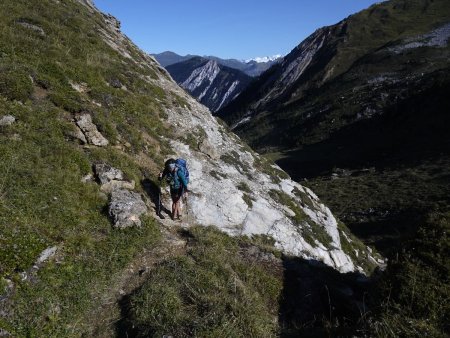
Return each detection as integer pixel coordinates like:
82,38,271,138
0,0,178,335
124,227,283,338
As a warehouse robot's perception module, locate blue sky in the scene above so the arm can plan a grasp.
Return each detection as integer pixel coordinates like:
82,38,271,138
94,0,381,60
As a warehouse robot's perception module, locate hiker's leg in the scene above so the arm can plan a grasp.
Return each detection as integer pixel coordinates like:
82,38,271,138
171,201,176,220
174,200,181,218
170,189,177,219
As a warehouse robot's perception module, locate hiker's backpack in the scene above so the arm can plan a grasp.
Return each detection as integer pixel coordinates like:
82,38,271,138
175,158,189,184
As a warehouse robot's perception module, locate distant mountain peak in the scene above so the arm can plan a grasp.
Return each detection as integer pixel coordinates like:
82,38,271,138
245,54,283,63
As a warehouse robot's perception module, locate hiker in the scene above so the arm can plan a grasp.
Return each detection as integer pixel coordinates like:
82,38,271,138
159,158,189,220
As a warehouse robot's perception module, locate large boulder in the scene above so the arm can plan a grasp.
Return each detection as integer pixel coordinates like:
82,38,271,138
109,189,147,229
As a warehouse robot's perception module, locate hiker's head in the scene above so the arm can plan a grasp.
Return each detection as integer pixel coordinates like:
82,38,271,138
165,158,176,171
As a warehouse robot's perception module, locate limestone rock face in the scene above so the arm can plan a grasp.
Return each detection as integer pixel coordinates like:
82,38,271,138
109,189,147,229
75,114,109,146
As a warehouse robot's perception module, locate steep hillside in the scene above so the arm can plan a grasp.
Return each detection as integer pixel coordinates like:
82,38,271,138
166,56,252,112
219,0,450,136
218,0,450,252
0,0,379,336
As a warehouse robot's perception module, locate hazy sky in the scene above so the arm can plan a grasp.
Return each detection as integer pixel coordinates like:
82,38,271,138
94,0,381,60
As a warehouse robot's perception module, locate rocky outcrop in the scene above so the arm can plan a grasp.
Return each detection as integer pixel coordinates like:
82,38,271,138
93,163,135,193
15,20,45,36
75,114,109,146
94,163,124,185
109,189,147,229
158,87,376,273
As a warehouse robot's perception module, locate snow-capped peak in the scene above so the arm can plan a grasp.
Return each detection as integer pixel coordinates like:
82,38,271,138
245,54,282,63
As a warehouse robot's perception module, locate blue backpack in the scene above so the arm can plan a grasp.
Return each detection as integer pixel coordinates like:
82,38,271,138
175,158,190,184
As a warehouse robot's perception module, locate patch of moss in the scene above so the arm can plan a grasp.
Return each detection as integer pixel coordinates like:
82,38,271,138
209,170,227,180
242,193,254,208
293,186,316,210
237,181,251,194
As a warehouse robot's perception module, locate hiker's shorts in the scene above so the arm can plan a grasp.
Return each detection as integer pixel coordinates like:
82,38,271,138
170,187,183,202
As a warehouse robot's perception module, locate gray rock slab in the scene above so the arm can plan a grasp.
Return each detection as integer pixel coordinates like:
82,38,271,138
16,21,45,36
109,189,147,229
94,163,124,185
75,114,109,146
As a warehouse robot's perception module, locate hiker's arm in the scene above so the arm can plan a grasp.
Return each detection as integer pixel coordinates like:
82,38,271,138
158,168,168,181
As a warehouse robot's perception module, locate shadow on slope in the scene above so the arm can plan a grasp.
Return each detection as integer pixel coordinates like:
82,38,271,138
141,178,171,218
279,256,375,337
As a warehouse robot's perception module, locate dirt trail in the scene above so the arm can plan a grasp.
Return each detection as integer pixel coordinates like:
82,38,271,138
84,221,188,337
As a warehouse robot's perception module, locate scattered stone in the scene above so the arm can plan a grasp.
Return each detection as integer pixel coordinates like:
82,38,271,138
35,246,58,266
93,163,136,193
94,163,124,185
0,328,11,337
109,78,123,88
0,115,16,126
16,20,45,36
75,114,109,146
10,134,21,141
109,189,147,229
81,173,94,183
70,81,88,93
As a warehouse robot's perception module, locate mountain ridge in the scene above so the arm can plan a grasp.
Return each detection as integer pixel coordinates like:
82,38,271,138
152,50,282,77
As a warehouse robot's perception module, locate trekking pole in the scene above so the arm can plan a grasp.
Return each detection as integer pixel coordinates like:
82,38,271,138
184,191,189,216
157,177,164,219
